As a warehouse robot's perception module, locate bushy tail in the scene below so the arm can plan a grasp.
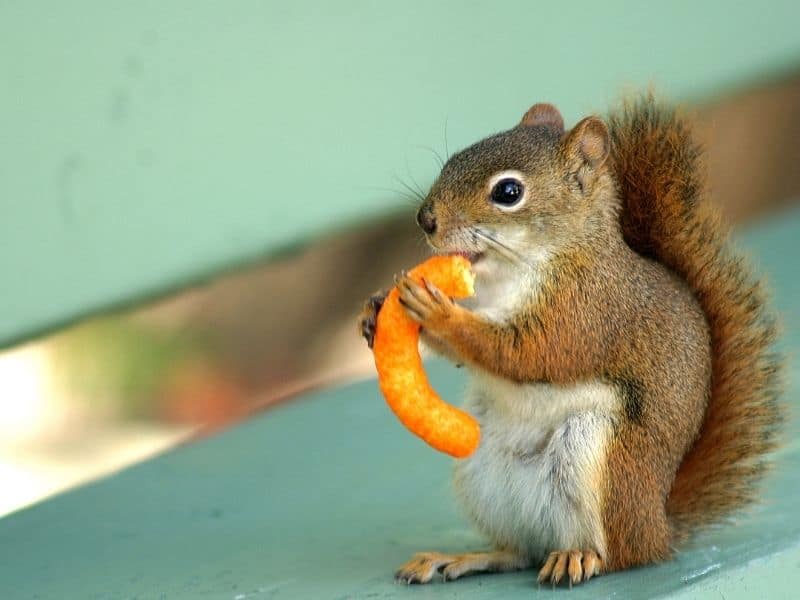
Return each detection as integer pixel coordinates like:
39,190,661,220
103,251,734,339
607,94,783,540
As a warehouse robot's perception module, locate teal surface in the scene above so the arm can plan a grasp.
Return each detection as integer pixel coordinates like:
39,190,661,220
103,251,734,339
0,209,798,598
2,1,800,347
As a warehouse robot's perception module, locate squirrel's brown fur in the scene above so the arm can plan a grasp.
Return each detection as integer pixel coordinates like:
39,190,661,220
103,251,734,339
609,95,784,540
360,93,784,585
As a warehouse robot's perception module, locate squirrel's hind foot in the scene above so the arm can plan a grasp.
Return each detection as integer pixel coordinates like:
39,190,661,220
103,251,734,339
537,550,603,587
394,551,529,584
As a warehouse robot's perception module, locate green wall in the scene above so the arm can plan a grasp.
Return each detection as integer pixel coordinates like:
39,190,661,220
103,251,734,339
2,1,799,347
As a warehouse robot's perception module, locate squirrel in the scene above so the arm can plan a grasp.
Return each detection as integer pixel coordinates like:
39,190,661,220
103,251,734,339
358,93,783,586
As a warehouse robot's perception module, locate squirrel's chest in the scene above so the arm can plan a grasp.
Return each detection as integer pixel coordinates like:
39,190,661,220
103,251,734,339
453,373,618,559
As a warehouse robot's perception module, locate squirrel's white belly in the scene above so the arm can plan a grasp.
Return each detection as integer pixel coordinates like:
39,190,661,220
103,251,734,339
453,372,618,561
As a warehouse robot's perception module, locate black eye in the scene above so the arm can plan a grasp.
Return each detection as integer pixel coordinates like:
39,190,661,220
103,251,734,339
490,178,524,207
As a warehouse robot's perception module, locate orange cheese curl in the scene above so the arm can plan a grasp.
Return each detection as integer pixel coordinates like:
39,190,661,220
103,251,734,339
373,255,480,458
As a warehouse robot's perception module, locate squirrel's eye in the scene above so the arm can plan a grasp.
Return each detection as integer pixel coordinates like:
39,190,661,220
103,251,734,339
490,178,524,207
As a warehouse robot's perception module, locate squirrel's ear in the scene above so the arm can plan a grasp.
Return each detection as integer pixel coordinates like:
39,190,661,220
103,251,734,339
563,116,609,171
519,103,564,134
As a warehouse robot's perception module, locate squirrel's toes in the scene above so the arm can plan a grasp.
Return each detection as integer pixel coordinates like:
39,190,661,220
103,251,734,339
357,290,387,348
538,549,603,587
395,550,528,584
394,552,456,584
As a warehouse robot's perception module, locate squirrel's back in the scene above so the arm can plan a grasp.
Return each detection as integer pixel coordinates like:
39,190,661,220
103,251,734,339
608,94,784,539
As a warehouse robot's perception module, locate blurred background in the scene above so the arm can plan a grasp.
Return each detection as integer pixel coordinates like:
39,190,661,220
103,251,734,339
2,76,800,517
1,3,800,519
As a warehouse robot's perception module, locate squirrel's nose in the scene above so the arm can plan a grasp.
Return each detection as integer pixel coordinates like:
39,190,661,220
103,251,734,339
417,204,437,235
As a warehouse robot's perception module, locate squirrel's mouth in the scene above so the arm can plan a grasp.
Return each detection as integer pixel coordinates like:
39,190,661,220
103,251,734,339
451,250,485,264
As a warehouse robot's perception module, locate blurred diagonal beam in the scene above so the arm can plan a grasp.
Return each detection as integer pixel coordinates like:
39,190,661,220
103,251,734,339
135,75,800,410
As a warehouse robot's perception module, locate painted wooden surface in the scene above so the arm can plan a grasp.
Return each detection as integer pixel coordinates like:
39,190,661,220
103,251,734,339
0,209,797,598
2,1,800,348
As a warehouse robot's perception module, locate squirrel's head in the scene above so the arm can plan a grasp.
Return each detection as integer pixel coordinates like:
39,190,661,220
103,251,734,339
418,104,617,275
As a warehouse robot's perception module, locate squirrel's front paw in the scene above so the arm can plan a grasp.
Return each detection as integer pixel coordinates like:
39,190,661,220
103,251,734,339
396,272,463,335
358,290,388,348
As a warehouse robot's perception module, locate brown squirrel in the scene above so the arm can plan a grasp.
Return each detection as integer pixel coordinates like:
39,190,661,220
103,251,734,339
358,94,782,586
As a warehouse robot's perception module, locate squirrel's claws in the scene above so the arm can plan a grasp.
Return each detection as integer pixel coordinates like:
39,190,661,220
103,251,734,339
398,297,425,324
395,551,528,585
422,278,445,302
358,289,388,348
538,550,601,587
